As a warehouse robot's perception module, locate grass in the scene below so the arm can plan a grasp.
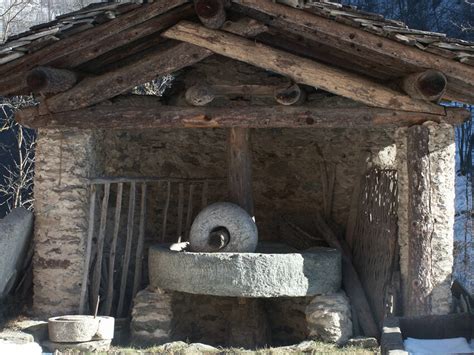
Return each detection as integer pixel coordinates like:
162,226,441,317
108,341,379,354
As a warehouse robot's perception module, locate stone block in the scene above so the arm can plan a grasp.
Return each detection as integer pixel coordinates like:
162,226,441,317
149,243,341,297
306,291,353,344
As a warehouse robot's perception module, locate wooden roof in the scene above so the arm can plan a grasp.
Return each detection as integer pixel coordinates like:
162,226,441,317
1,0,472,129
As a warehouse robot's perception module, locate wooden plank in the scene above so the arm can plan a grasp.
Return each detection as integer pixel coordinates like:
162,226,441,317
16,104,470,130
185,184,195,239
79,185,97,314
163,21,445,114
228,128,254,215
117,182,136,317
231,0,474,92
90,183,110,314
0,0,189,76
406,125,434,316
87,176,224,184
177,183,185,240
51,4,195,69
132,183,147,300
104,182,123,316
161,181,171,242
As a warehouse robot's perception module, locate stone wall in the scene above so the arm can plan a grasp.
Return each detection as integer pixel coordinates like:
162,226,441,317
33,129,103,316
102,128,396,242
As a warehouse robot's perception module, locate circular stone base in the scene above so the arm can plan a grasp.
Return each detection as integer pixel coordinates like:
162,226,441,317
149,243,341,297
48,315,114,343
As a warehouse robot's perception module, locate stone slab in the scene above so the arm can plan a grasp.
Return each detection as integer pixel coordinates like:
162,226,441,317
149,243,341,297
0,208,33,298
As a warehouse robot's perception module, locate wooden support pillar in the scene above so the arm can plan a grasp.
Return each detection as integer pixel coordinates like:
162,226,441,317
405,125,434,316
227,128,254,216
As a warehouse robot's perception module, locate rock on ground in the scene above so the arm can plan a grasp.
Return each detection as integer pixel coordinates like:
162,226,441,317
306,291,353,344
0,208,33,298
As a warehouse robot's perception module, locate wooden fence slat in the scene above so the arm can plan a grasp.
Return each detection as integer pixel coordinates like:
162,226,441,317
161,181,171,242
132,183,147,300
90,183,110,313
117,182,136,317
185,184,195,239
201,181,209,209
177,183,184,240
104,182,123,316
79,185,97,314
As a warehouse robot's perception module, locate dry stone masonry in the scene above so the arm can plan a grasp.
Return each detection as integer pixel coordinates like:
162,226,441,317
33,129,103,316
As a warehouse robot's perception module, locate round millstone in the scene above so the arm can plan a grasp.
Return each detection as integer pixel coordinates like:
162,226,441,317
189,202,258,253
48,315,114,343
149,243,341,297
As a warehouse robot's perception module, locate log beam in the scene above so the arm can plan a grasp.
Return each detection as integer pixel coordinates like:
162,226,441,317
194,0,228,29
40,41,212,113
185,83,305,106
38,19,267,114
163,21,445,115
15,104,469,130
228,128,254,216
230,0,474,101
26,67,79,94
401,70,447,103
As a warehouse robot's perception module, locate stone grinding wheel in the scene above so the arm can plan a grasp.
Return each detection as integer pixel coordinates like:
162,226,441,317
48,315,114,343
189,202,258,252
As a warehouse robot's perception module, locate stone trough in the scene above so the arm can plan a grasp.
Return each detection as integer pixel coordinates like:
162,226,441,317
149,243,341,297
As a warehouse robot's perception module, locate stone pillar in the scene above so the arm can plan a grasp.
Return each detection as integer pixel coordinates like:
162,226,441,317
396,122,455,315
33,129,103,316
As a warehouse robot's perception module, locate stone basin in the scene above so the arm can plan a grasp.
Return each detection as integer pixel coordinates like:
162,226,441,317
148,243,341,298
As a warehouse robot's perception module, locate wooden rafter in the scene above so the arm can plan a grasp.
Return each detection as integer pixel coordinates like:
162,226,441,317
231,0,474,103
39,41,211,113
163,21,445,114
35,18,267,114
15,103,469,130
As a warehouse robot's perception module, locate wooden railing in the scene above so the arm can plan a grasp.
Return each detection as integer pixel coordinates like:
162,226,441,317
78,176,225,317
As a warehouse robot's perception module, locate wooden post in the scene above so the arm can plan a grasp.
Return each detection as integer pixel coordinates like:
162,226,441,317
78,185,97,314
227,128,254,216
405,125,434,316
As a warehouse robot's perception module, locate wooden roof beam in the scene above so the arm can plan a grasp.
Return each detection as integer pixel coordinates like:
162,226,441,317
0,0,189,76
231,0,474,103
36,18,267,113
0,1,194,96
38,41,211,114
163,21,445,115
16,104,469,130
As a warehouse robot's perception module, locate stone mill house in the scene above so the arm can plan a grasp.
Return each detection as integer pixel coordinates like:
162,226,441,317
0,0,473,348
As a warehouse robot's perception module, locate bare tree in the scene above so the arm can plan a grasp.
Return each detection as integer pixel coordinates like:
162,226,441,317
0,96,36,214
